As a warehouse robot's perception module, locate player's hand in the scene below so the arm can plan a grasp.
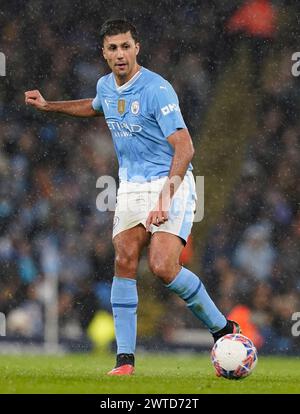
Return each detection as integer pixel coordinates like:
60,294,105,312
24,90,48,111
146,195,170,232
146,209,169,232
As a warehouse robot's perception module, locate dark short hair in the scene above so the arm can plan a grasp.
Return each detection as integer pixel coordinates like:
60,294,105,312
100,19,139,45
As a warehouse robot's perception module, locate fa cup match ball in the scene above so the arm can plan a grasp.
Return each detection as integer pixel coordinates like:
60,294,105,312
211,334,258,380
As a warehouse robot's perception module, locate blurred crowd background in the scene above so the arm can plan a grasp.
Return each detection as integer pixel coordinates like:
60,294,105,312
0,0,299,354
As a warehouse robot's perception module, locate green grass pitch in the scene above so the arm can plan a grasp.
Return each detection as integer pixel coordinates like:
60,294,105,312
0,353,299,394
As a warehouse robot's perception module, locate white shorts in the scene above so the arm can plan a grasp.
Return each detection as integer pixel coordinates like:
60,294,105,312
112,171,197,244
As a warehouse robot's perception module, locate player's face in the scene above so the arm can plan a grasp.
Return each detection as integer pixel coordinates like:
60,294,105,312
102,31,140,83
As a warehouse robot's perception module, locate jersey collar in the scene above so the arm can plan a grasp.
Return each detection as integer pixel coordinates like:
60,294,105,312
113,67,143,94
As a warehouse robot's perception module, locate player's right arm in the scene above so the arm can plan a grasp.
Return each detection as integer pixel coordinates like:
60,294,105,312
24,90,102,117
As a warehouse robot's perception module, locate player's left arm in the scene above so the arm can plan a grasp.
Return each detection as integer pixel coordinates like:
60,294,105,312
146,128,194,230
167,127,195,184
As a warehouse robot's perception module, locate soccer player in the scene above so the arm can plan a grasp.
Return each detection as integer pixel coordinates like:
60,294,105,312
25,19,240,376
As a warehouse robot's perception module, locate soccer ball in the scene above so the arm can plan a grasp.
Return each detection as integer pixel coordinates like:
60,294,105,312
211,333,258,380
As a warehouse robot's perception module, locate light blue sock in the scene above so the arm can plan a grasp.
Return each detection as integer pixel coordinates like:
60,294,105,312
111,276,138,354
166,267,227,333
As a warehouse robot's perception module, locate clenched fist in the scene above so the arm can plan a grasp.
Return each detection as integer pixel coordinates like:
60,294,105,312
25,90,48,111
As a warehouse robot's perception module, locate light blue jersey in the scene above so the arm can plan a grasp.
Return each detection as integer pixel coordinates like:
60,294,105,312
92,67,192,183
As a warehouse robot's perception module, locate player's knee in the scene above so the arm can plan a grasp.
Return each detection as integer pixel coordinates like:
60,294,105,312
148,256,170,281
115,251,139,275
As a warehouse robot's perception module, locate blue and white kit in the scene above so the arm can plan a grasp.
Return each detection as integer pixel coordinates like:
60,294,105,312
92,67,197,242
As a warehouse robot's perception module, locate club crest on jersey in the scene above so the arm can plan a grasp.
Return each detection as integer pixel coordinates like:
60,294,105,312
131,100,140,115
118,99,126,114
